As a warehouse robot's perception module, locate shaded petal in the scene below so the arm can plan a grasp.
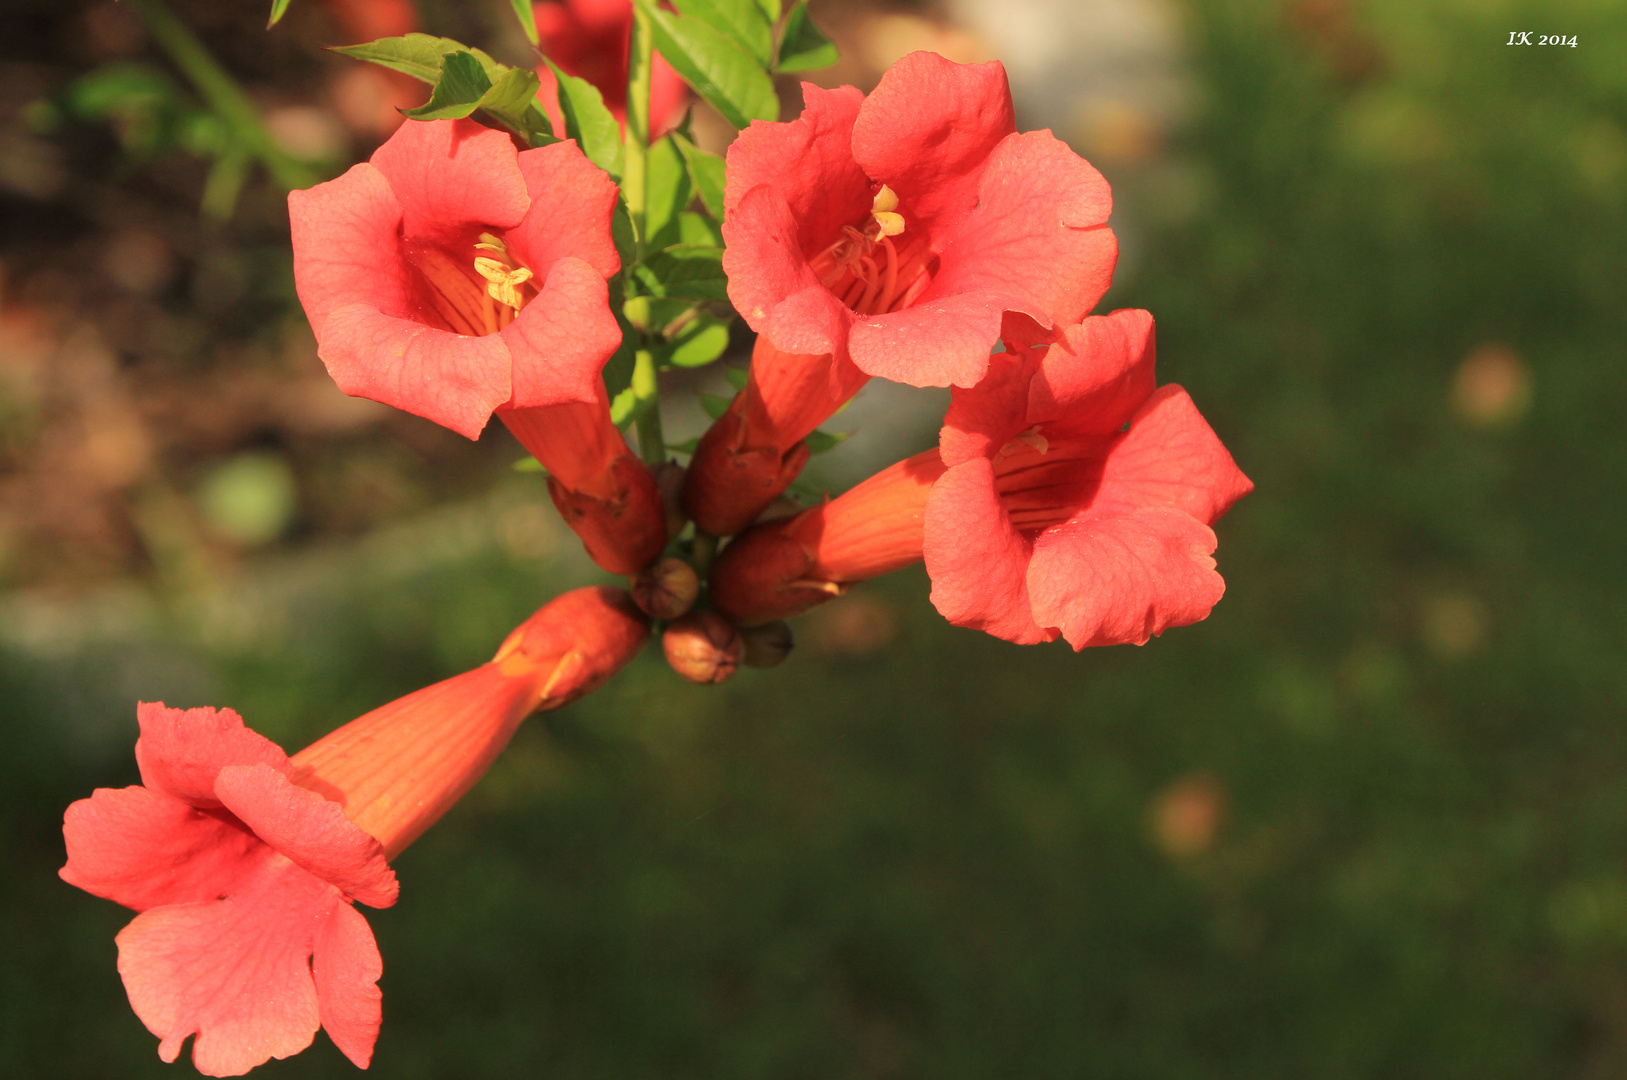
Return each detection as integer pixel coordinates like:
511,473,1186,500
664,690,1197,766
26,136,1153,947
850,52,1016,240
134,703,290,810
939,349,1043,466
314,900,384,1070
923,459,1052,644
317,303,513,440
368,118,529,247
288,163,413,335
116,860,338,1077
1027,506,1225,649
1029,309,1156,433
1092,385,1254,525
61,786,262,911
214,763,398,909
724,83,869,256
502,256,622,410
849,289,1007,389
919,131,1116,357
508,140,620,281
723,185,834,342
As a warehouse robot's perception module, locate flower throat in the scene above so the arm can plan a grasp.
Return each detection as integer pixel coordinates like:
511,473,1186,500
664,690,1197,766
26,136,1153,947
810,185,936,317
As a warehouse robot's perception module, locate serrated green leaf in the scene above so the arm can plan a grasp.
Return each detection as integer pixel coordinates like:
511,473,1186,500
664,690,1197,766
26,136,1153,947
673,0,774,68
671,132,726,219
776,1,838,73
646,135,693,250
755,0,782,22
402,52,492,121
544,58,623,177
634,244,728,301
665,317,732,367
512,456,547,473
634,0,778,129
804,428,850,454
509,0,539,44
700,392,735,420
723,366,749,390
267,0,293,29
478,66,554,144
332,34,505,86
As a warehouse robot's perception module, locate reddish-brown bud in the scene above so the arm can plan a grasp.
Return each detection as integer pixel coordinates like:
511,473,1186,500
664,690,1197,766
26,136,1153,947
502,399,668,574
739,620,795,668
662,610,744,684
653,460,689,540
682,338,868,536
631,556,700,620
709,449,945,625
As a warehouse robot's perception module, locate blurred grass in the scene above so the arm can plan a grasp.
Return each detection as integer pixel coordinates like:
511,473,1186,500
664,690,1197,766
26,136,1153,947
5,0,1627,1076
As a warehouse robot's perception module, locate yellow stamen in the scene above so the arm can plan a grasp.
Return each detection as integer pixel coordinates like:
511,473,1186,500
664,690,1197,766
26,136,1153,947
872,185,899,214
474,232,508,253
872,211,906,237
474,256,534,312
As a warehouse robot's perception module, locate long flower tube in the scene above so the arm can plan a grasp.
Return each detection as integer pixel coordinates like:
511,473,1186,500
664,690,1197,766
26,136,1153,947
710,310,1253,648
60,587,648,1077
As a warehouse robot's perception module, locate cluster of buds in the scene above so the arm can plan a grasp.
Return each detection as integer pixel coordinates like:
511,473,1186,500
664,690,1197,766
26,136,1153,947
62,24,1250,1077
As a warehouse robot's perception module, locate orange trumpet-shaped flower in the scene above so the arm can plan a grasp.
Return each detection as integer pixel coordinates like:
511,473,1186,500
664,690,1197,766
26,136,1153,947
60,587,648,1077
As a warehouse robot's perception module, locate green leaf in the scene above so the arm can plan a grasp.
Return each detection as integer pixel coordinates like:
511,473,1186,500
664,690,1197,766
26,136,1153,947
755,0,782,22
804,428,850,454
332,34,506,86
678,210,724,247
623,295,693,333
646,135,693,250
402,51,493,121
612,199,638,276
610,386,640,427
663,315,732,368
544,58,623,177
673,0,774,68
700,392,735,420
512,456,547,473
671,132,726,219
267,0,293,30
776,1,838,73
509,0,539,45
633,0,778,129
603,314,639,403
634,244,728,301
478,66,553,145
723,366,749,390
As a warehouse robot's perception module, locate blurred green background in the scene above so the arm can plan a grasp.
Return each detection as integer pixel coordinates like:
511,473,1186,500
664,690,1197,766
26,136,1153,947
3,0,1626,1076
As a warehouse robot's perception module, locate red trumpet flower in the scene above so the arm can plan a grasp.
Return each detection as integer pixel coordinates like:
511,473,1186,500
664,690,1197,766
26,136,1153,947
711,310,1252,648
721,51,1117,393
532,0,688,136
61,588,648,1076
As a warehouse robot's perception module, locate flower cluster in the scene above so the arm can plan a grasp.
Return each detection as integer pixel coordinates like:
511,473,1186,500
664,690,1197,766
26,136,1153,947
64,21,1249,1075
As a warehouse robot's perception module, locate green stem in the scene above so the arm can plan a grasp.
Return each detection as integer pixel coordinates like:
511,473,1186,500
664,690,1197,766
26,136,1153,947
126,0,318,192
632,348,665,465
622,4,654,257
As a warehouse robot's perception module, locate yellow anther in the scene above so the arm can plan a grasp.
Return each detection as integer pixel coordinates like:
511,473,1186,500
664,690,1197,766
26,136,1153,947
1016,428,1049,454
474,232,508,253
872,211,906,237
474,256,534,311
872,185,899,214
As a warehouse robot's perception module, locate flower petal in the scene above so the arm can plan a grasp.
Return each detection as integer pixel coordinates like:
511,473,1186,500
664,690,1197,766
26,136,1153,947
316,303,513,439
502,256,622,410
116,860,338,1077
850,52,1016,240
314,900,384,1069
723,184,847,351
214,763,398,909
1092,385,1255,525
1029,309,1156,434
849,289,1008,389
923,458,1052,644
288,163,412,336
724,83,869,257
939,349,1044,466
508,139,621,281
367,118,529,247
1027,506,1225,649
61,786,262,911
134,703,290,810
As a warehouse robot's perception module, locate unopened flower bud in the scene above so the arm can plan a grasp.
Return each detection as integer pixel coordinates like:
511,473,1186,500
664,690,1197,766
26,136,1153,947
739,620,794,668
632,556,700,620
662,610,744,684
